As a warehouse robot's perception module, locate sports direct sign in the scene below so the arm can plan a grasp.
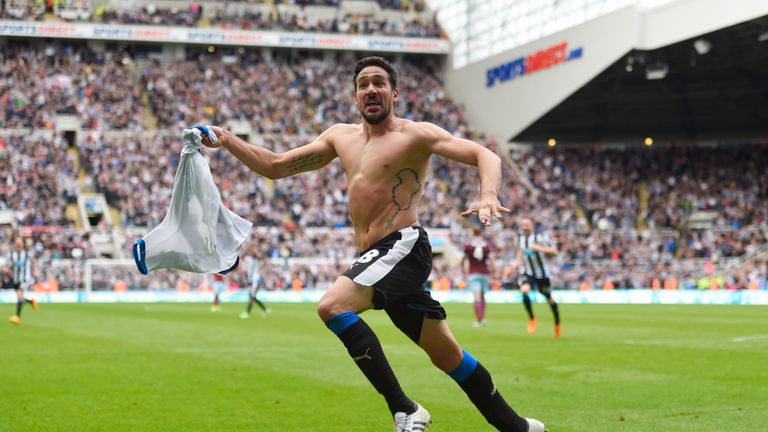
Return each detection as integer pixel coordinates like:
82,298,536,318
486,41,583,87
0,20,450,54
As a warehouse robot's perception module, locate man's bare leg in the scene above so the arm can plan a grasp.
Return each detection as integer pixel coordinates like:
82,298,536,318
318,276,417,417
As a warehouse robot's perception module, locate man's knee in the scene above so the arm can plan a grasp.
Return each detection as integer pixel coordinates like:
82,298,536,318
317,297,342,322
520,284,531,294
318,277,374,323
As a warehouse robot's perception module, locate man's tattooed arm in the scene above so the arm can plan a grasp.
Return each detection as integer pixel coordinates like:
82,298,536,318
286,153,325,174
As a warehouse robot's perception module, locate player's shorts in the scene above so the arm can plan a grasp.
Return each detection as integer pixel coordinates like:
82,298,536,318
212,281,226,294
519,275,552,295
467,273,491,293
342,226,446,320
4,282,31,291
249,276,262,295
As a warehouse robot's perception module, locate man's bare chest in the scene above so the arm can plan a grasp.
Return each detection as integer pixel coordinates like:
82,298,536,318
335,137,423,182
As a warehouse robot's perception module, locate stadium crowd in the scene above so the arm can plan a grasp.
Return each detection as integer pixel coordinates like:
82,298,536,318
0,41,766,292
0,132,76,226
208,4,441,37
1,0,441,38
0,43,144,130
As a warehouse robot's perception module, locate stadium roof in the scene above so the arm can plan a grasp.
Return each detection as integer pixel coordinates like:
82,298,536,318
514,14,768,143
427,0,678,68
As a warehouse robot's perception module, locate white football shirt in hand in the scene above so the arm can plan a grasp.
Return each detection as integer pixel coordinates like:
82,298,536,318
133,126,253,275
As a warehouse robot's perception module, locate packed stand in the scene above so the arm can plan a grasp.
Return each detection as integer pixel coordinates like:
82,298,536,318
0,132,77,226
142,53,455,135
0,43,145,130
209,5,442,38
98,3,202,27
2,0,444,39
642,145,768,230
1,0,45,20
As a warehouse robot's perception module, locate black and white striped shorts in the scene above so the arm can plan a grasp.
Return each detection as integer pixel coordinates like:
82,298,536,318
342,226,446,320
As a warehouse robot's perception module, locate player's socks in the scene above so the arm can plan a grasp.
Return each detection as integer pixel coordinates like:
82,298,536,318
522,294,534,319
16,300,24,317
549,301,560,325
473,301,483,322
448,349,528,432
246,299,254,314
254,298,267,313
326,312,416,416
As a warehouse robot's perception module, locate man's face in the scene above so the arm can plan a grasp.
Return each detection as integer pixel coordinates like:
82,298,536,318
354,66,398,125
521,218,533,235
13,237,23,250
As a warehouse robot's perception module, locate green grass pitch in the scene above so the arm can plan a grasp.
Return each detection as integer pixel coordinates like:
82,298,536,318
1,302,766,431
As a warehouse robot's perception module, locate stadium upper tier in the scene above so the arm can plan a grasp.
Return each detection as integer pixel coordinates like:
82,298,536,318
0,0,442,39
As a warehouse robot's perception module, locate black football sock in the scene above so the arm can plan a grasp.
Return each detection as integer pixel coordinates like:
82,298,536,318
449,350,528,432
549,301,560,325
254,298,267,312
326,312,416,416
522,294,534,319
246,299,254,314
542,293,560,325
16,300,23,317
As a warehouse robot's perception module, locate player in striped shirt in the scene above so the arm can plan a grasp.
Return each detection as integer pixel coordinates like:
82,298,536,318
5,236,38,325
513,218,561,338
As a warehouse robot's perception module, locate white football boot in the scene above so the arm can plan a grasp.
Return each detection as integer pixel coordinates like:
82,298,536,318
526,417,548,432
393,402,431,432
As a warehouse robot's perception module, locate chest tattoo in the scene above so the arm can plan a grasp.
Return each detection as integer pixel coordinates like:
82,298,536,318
387,168,421,229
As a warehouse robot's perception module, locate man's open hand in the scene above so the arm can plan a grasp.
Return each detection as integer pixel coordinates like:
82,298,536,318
461,196,510,226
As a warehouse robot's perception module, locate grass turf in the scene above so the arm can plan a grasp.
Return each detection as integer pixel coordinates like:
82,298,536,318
1,302,766,431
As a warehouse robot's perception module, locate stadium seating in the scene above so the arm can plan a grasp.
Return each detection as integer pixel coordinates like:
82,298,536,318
1,0,442,38
0,132,76,226
0,44,144,130
0,39,766,292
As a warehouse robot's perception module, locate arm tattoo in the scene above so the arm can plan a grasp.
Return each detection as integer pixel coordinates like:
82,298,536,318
386,168,421,230
286,153,324,174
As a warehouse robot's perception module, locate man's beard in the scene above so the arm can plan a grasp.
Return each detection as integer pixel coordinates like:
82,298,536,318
359,105,389,125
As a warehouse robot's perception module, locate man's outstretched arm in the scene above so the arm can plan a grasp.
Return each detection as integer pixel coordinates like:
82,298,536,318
202,125,339,179
413,122,510,225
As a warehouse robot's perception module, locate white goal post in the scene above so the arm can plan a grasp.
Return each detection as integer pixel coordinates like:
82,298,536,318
84,259,211,293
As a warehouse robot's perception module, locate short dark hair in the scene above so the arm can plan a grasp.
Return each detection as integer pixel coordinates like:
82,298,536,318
353,56,397,90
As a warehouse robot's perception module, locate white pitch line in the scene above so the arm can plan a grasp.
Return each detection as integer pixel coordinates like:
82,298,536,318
731,334,768,343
